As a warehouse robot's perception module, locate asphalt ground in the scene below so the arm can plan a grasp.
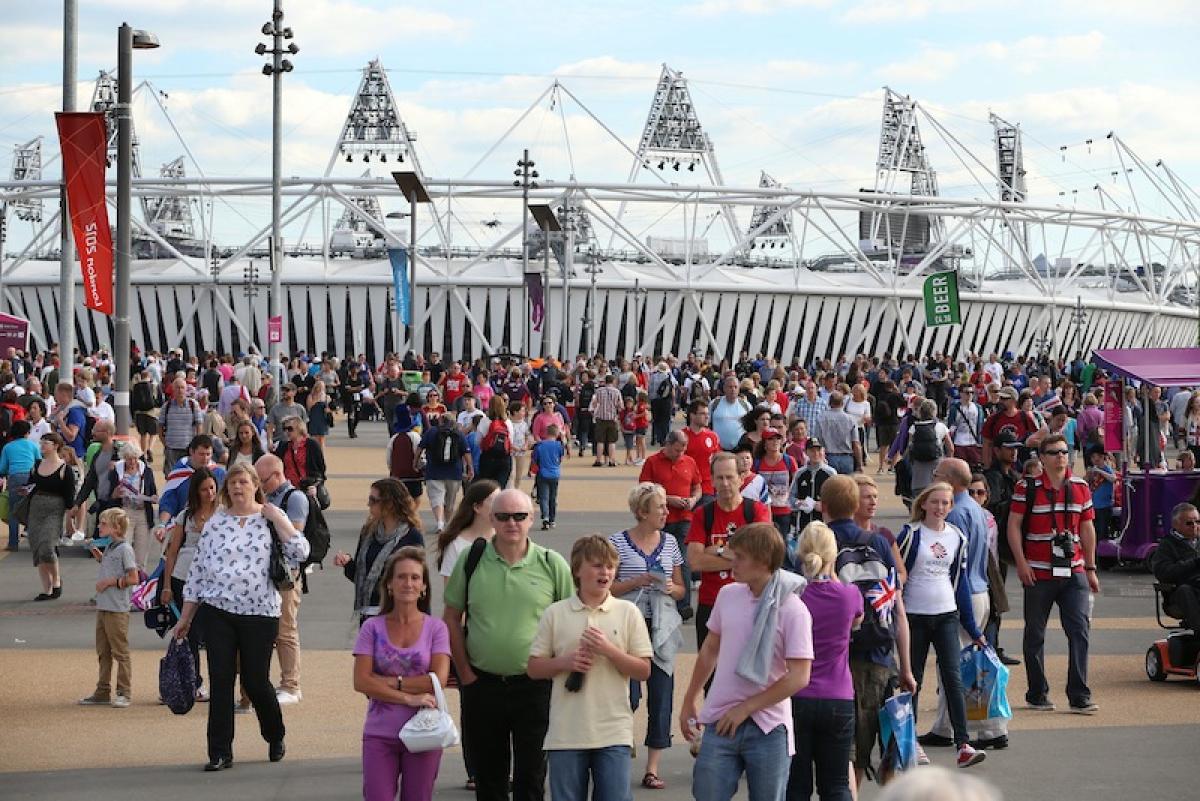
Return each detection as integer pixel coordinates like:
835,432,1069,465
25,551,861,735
1,416,1196,799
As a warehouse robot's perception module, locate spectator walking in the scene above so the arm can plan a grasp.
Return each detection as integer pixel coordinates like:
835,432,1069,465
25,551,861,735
0,420,38,551
813,392,860,475
175,463,310,771
610,483,686,790
353,547,451,801
416,413,473,531
531,424,565,530
1006,433,1099,715
77,509,139,709
159,377,202,471
24,433,76,600
528,535,653,801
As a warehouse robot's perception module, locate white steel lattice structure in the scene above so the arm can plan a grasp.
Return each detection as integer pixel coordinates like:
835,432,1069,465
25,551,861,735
9,139,43,223
0,66,1196,362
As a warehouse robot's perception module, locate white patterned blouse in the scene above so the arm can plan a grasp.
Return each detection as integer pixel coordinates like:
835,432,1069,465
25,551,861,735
183,508,309,617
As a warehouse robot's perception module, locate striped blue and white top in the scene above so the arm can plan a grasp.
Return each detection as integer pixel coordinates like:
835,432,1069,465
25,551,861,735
608,529,684,618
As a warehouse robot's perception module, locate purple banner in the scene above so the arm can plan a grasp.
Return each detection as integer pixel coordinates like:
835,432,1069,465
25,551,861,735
0,312,29,353
1103,379,1123,453
525,272,544,333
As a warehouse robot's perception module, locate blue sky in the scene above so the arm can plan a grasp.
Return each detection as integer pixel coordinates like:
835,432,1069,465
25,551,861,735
3,0,1199,241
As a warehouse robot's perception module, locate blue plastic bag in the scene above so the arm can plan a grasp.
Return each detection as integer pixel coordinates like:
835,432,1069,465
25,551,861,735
960,645,1012,721
877,691,918,776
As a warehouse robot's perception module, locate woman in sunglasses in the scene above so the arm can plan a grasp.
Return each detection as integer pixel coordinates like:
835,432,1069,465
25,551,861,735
274,416,328,508
333,478,424,625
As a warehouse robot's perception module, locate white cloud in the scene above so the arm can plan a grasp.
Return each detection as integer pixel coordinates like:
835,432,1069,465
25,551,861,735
683,0,834,16
840,0,985,24
876,31,1107,83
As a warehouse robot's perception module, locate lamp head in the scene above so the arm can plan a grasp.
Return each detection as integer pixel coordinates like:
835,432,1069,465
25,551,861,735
131,29,160,49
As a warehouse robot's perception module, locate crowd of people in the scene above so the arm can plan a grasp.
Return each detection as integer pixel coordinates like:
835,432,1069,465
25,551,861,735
7,340,1200,800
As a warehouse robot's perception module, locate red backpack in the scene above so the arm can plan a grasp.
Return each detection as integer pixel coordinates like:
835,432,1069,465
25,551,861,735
481,419,511,456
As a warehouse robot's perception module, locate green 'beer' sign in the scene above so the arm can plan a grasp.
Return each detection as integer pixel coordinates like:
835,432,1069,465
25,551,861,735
923,270,961,327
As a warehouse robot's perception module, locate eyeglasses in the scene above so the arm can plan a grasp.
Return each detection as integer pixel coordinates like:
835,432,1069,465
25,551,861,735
1040,448,1069,456
494,511,530,522
368,496,381,505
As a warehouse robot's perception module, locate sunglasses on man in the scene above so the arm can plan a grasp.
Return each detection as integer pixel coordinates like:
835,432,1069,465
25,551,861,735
494,511,530,522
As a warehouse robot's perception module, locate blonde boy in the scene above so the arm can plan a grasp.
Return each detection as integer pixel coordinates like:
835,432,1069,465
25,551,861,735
529,535,653,800
79,508,138,708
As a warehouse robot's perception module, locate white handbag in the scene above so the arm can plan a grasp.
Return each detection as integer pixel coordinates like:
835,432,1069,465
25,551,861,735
398,672,459,753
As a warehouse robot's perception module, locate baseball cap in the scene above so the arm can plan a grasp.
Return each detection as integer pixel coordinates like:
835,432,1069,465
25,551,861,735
1050,405,1068,417
761,428,783,440
998,387,1019,401
806,436,825,450
993,431,1021,448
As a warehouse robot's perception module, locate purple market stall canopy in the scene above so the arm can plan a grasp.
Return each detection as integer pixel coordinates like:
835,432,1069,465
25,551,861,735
1091,348,1200,387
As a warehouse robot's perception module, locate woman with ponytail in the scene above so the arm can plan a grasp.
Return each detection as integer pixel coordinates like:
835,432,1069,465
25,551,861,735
787,522,863,801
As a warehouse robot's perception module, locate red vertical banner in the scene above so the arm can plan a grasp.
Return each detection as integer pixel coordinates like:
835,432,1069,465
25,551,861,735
1103,378,1123,452
268,316,283,344
55,112,114,315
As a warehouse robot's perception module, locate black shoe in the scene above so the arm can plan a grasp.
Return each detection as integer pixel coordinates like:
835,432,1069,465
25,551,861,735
34,592,53,601
203,756,233,772
970,735,1009,750
998,651,1021,666
269,740,286,762
680,607,695,622
917,732,954,747
49,584,62,599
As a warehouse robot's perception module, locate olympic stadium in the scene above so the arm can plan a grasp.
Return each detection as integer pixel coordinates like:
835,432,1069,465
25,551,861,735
2,61,1197,364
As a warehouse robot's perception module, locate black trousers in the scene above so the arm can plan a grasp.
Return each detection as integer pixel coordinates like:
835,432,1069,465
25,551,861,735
462,670,552,801
1168,584,1200,632
203,605,283,761
478,453,512,489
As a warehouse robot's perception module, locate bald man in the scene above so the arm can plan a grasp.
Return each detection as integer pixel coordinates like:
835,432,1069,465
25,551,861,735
256,453,310,706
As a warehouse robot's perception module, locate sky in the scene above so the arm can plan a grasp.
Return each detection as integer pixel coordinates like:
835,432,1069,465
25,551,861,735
3,0,1199,248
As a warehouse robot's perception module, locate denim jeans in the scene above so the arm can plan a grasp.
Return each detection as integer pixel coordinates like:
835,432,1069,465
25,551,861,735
662,519,692,611
693,720,790,801
1022,572,1092,706
536,477,559,523
826,454,855,475
574,411,593,455
787,697,855,801
906,611,969,746
630,659,674,749
547,746,632,801
7,471,27,548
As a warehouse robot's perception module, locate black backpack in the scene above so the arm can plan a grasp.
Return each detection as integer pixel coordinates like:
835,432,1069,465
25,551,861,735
835,535,897,653
0,405,12,443
701,497,757,534
908,419,941,462
284,488,331,593
655,376,674,400
428,428,462,467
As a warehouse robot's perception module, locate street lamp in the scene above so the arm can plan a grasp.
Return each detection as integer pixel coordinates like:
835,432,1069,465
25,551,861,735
528,204,561,359
1069,296,1088,358
581,245,602,357
390,172,430,359
257,1,298,394
514,151,538,353
113,23,159,438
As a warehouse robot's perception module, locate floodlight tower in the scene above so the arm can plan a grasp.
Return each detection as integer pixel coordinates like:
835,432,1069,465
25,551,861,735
867,89,943,253
330,169,387,253
10,139,44,224
145,156,200,242
618,64,740,246
91,70,149,221
746,171,795,260
991,112,1029,274
330,59,421,172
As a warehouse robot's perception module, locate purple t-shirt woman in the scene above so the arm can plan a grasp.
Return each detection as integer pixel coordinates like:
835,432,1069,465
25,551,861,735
353,615,451,739
796,579,862,700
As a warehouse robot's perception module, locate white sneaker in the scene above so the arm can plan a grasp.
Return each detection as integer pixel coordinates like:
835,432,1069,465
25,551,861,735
111,695,131,708
276,689,302,705
194,687,210,702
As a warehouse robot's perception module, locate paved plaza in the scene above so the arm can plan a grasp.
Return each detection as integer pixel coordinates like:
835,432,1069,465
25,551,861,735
1,419,1195,799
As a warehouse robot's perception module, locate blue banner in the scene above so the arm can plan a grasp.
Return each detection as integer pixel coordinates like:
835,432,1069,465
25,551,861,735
388,247,411,326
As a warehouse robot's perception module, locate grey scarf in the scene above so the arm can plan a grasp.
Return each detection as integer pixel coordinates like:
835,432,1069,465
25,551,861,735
353,523,410,614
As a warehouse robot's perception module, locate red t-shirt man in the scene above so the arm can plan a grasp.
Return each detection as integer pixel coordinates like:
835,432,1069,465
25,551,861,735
1009,472,1094,581
440,369,468,409
683,426,722,496
639,445,701,526
686,497,771,607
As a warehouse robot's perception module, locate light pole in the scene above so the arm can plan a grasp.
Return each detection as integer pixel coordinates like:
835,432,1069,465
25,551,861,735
1069,296,1088,358
257,1,298,393
59,0,77,377
625,278,647,357
557,199,581,361
582,245,601,357
390,173,431,360
513,151,537,354
528,205,561,360
113,23,159,437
